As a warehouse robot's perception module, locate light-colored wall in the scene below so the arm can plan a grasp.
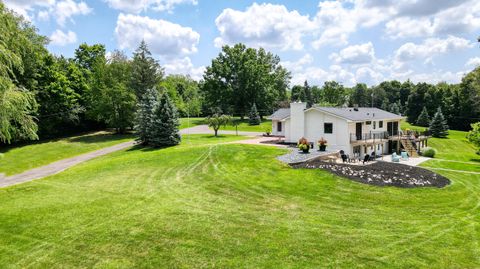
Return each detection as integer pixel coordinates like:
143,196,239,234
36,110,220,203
288,102,306,142
284,118,291,141
271,120,285,136
303,110,350,152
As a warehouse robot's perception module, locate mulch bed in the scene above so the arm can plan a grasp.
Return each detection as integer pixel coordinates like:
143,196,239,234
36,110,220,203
292,160,450,188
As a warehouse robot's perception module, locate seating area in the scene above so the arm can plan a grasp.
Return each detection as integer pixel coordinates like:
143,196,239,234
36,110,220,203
339,150,382,165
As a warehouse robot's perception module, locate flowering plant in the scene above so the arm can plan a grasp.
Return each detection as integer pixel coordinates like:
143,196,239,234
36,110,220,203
298,137,310,152
317,137,327,146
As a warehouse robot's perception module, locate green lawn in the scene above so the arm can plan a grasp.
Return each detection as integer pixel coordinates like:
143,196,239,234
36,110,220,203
180,115,272,133
223,118,271,133
401,122,480,172
0,134,479,267
180,117,272,133
0,131,134,176
179,117,206,130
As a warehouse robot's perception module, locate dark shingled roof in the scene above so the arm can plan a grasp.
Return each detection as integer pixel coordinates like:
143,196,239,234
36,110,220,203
269,106,404,121
313,107,404,121
268,108,290,120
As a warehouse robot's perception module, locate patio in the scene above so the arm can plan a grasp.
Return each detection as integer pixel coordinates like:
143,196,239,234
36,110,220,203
277,148,337,164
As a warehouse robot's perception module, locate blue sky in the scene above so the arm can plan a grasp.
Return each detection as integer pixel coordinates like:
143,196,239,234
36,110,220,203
4,0,480,86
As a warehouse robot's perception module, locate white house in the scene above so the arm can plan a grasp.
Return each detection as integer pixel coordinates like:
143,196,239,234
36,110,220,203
269,102,428,158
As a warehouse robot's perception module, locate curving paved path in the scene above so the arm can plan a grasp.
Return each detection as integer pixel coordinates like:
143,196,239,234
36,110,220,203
0,126,267,188
0,141,136,188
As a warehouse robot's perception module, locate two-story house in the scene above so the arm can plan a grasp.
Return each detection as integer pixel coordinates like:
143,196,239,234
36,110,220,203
269,102,428,158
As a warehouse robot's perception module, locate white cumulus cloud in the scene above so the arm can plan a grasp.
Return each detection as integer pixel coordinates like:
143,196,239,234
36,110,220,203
394,36,473,63
49,29,77,46
54,0,92,26
4,0,92,26
466,57,480,68
329,42,376,65
115,13,200,57
163,57,204,80
103,0,197,13
214,3,315,50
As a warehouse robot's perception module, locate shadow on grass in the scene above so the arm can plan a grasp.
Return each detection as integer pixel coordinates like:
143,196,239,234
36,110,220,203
127,143,178,152
67,132,134,144
0,131,134,154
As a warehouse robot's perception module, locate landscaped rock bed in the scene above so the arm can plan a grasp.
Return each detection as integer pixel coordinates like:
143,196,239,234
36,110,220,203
292,160,450,188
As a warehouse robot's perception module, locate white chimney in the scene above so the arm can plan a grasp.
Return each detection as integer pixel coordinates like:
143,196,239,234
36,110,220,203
290,102,307,142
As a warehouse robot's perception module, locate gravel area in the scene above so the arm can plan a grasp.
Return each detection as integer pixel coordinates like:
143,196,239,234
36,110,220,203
277,148,336,164
292,160,450,188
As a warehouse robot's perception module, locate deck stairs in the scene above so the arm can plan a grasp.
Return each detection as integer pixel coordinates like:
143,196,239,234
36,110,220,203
400,138,418,157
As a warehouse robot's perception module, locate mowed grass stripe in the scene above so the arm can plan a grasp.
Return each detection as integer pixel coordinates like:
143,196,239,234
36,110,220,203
0,135,479,267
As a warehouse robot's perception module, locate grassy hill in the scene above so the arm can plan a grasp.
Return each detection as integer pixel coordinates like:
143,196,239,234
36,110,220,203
0,131,134,176
0,133,479,267
401,121,480,173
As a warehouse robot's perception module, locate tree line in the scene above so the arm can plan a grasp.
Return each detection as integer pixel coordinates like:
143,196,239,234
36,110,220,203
1,2,480,146
287,75,480,132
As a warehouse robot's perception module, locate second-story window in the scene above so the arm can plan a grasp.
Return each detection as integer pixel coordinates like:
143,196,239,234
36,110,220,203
379,121,383,128
324,123,333,134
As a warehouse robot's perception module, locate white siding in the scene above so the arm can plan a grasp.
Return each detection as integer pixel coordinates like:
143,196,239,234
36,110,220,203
289,102,306,143
303,110,350,152
284,118,291,141
271,120,285,136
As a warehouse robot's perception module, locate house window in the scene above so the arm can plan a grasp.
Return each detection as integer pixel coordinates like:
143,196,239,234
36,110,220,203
366,121,371,125
277,122,282,132
379,121,383,128
373,121,376,129
324,123,333,134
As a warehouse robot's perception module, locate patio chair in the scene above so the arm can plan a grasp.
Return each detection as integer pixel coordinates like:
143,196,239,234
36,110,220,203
363,154,370,164
370,152,376,161
341,154,348,163
401,151,409,161
391,153,400,163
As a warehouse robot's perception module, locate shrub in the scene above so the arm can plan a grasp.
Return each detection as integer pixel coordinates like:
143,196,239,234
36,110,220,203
422,147,437,158
467,122,480,155
265,126,272,136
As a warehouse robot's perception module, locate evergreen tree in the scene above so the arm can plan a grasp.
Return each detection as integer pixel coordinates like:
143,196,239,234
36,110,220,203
304,80,314,108
135,88,157,145
390,102,401,115
416,107,430,127
149,92,181,147
131,40,163,100
429,107,449,138
248,103,261,125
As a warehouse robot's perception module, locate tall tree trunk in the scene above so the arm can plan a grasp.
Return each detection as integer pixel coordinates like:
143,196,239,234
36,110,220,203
214,128,218,137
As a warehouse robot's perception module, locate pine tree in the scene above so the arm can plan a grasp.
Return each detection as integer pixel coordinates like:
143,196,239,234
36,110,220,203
149,93,181,147
390,102,400,115
416,107,430,127
131,40,163,100
429,107,449,138
135,88,158,145
248,103,261,125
